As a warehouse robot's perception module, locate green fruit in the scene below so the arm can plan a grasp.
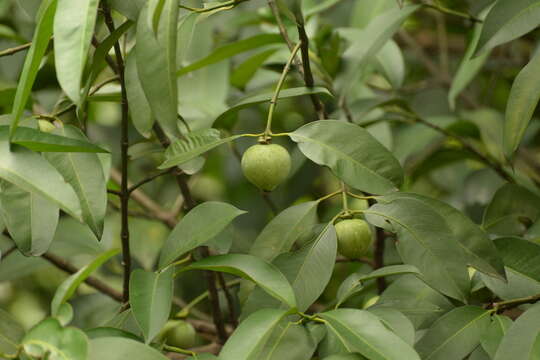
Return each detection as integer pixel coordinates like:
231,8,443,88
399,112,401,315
335,219,372,259
241,143,291,191
164,320,196,349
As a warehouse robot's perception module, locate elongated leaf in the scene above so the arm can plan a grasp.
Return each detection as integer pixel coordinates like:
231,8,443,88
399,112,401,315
504,49,540,157
2,126,108,153
125,50,153,138
23,318,87,360
290,120,403,194
215,87,333,124
54,0,99,103
494,237,540,282
51,249,119,315
231,48,279,89
375,40,405,89
259,321,318,360
448,5,492,110
249,201,319,262
158,201,246,268
44,126,108,238
341,4,420,94
0,180,58,256
365,195,470,301
367,308,415,346
320,308,421,360
130,268,174,343
483,184,540,236
182,254,297,308
481,315,513,358
476,0,540,55
136,0,180,138
336,265,421,307
0,308,25,357
494,304,540,360
88,337,169,360
159,129,243,169
10,0,56,139
176,34,282,77
220,309,289,360
0,141,81,220
416,306,491,360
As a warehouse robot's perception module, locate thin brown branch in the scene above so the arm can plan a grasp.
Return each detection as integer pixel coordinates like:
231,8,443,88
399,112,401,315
492,293,540,312
128,168,175,194
0,42,31,58
102,1,131,303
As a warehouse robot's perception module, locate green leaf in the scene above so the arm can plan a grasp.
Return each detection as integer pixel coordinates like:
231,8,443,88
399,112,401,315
416,306,491,360
109,0,146,20
215,87,333,125
219,309,289,360
53,0,99,103
476,0,540,55
481,315,513,358
129,268,174,343
88,337,169,360
259,321,318,360
158,201,246,268
10,0,56,139
23,318,88,360
336,265,421,308
2,126,108,153
504,49,540,157
44,126,108,238
483,184,540,236
158,128,243,169
320,308,421,360
374,40,405,89
249,201,319,262
290,120,403,195
367,308,415,346
0,308,25,357
125,50,153,138
182,254,297,308
0,141,82,220
51,249,119,315
494,304,540,360
231,48,279,89
85,327,141,341
136,0,180,138
176,34,283,77
448,5,492,110
494,237,540,282
0,180,59,256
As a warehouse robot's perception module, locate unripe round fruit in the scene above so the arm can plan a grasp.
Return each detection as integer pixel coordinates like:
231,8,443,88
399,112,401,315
164,320,196,349
241,143,291,191
335,219,372,259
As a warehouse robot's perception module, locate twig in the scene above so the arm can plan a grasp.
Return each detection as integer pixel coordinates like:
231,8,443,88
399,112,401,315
102,1,131,303
492,293,540,312
217,274,238,327
0,42,32,58
422,2,482,23
128,168,175,194
179,0,249,13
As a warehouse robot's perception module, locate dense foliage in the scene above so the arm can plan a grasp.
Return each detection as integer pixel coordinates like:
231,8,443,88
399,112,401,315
0,0,540,359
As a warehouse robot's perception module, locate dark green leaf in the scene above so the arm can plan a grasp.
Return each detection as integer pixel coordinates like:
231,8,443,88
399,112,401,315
0,180,58,256
320,308,421,360
182,254,297,308
0,308,25,357
481,315,513,358
130,268,174,343
415,306,491,360
259,321,318,360
10,0,56,139
504,49,540,157
290,120,403,194
53,0,99,103
176,34,283,77
476,0,540,54
220,309,289,360
88,337,169,360
494,237,540,282
51,249,119,315
44,126,108,238
494,304,540,360
231,48,279,89
158,201,246,268
85,327,141,341
367,308,415,346
125,50,153,138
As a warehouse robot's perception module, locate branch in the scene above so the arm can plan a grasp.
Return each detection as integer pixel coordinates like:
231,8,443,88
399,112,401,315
0,42,32,58
102,1,131,303
128,168,175,194
492,293,540,312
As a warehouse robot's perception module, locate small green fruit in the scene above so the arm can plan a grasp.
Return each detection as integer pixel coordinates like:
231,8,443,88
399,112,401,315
241,143,291,191
335,219,372,259
164,320,196,349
